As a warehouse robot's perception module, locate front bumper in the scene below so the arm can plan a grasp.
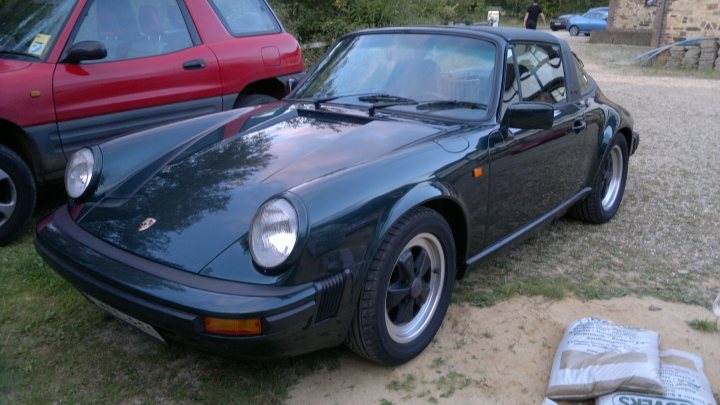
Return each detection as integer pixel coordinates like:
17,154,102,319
35,206,353,358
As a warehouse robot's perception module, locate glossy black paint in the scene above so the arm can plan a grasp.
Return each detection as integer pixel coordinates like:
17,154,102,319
36,27,638,358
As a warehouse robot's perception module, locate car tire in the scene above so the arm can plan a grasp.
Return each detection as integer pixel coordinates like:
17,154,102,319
551,27,558,31
569,26,580,36
346,207,456,365
234,94,278,108
0,145,36,245
569,134,628,224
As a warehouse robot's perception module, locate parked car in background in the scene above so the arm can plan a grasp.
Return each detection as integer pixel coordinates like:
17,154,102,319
567,9,608,36
549,14,576,31
0,0,304,245
37,27,639,365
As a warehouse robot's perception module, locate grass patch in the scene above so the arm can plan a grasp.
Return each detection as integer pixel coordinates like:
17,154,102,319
686,319,718,333
386,374,416,393
453,274,626,308
434,371,472,399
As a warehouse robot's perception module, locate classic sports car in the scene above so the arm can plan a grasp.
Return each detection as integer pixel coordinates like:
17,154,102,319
36,27,639,365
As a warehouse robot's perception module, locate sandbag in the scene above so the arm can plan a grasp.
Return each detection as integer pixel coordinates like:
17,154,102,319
546,318,664,400
597,349,717,405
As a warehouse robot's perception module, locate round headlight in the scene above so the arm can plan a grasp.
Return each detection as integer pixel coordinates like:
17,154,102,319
249,198,299,268
65,148,96,199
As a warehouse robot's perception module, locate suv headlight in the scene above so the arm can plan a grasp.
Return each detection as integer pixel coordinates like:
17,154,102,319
249,198,299,268
65,148,98,199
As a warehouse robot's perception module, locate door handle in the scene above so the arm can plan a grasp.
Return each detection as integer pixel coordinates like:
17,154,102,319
572,120,587,133
183,59,206,70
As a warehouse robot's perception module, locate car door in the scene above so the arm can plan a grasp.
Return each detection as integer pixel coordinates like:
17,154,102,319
52,0,223,156
589,12,604,31
485,43,588,247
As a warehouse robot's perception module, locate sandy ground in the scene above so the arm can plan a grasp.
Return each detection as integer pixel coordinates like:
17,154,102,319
286,34,720,405
287,296,719,404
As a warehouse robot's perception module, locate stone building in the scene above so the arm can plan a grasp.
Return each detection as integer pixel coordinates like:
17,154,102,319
594,0,720,47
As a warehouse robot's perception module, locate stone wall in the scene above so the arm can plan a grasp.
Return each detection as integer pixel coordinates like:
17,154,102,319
657,0,720,46
608,0,657,31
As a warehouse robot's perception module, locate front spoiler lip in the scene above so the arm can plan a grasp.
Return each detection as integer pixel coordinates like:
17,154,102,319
35,206,319,342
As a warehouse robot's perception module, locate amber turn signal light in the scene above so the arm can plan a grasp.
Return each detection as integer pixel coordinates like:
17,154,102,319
473,167,484,178
203,317,262,336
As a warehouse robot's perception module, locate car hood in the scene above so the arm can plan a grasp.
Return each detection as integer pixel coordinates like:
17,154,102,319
0,59,31,73
77,104,447,273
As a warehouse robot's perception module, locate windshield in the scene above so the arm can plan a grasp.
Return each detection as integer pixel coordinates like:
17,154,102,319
293,33,497,121
0,0,77,61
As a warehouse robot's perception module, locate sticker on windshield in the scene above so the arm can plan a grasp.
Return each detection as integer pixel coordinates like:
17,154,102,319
28,34,51,57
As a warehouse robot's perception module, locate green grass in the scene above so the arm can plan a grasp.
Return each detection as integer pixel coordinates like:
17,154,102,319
686,319,718,333
386,374,416,392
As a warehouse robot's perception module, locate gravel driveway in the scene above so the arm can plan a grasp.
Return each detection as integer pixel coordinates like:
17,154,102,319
453,32,720,308
563,33,720,303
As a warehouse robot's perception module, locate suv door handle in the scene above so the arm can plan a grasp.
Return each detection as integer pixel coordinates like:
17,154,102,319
183,59,206,70
572,120,587,133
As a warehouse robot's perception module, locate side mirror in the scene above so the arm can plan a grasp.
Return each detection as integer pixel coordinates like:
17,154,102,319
501,102,554,130
62,41,107,64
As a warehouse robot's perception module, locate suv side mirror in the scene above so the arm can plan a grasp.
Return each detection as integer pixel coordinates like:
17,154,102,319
501,102,554,130
62,41,107,64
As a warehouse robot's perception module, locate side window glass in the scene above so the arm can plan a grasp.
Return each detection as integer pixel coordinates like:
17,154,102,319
514,43,566,104
72,0,193,63
210,0,281,36
573,54,591,93
502,47,520,116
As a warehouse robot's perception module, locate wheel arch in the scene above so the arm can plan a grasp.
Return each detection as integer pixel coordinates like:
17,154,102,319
372,181,469,281
235,78,287,104
0,119,38,178
617,127,633,154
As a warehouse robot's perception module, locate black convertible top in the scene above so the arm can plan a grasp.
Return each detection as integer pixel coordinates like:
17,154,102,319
349,25,562,45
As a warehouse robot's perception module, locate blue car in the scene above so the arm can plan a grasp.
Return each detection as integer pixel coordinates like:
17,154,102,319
567,9,608,36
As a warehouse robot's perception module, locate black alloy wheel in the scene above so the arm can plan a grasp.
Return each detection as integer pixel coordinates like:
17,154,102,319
346,207,456,365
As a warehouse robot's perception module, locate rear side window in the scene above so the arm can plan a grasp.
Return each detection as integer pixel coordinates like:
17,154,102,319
72,0,193,63
573,54,591,93
514,43,566,104
210,0,281,36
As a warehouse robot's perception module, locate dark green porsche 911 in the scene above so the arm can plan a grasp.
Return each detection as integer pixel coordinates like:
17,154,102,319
36,26,639,365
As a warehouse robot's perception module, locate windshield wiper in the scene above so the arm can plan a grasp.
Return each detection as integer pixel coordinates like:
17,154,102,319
0,50,41,60
357,94,416,103
302,93,418,115
416,100,488,111
358,94,418,116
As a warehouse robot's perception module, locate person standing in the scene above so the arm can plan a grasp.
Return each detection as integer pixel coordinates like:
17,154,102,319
523,0,546,30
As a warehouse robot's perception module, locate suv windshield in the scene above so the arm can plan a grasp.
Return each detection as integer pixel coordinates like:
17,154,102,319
293,33,497,121
0,0,77,60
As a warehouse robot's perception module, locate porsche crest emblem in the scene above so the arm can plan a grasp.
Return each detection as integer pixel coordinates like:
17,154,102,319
138,217,157,232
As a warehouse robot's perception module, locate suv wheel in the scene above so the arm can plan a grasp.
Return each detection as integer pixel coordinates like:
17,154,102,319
234,94,278,108
0,145,36,245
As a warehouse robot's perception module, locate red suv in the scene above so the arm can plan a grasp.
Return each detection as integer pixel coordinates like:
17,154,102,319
0,0,304,244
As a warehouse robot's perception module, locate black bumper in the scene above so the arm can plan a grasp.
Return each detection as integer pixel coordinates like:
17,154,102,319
35,206,353,358
631,131,640,155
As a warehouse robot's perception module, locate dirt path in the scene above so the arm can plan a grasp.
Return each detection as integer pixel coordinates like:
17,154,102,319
287,296,719,404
